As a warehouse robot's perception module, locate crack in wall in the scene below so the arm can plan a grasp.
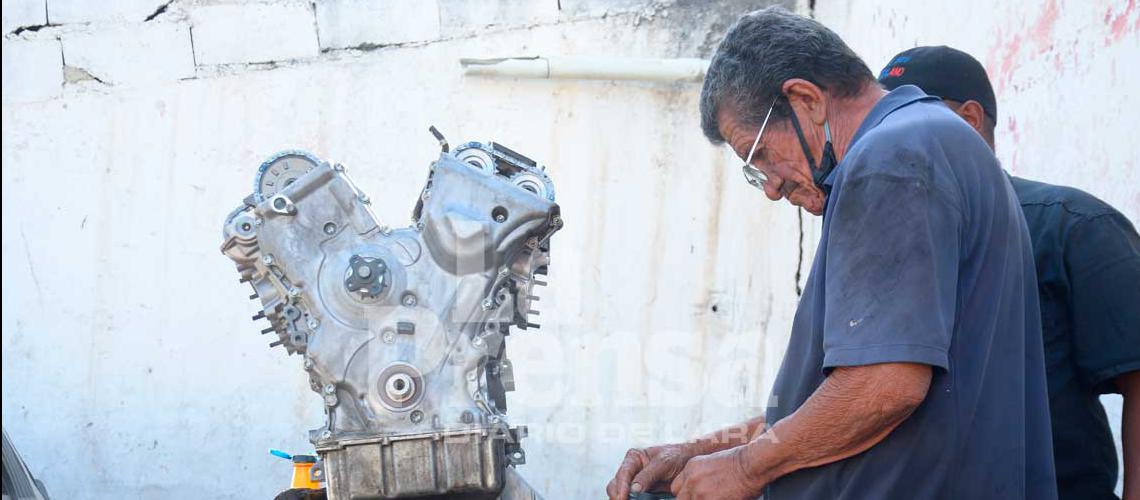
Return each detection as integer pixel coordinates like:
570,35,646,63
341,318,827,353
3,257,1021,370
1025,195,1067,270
188,25,197,68
59,36,110,86
143,1,172,22
8,23,57,37
318,10,631,55
309,1,321,51
64,64,108,85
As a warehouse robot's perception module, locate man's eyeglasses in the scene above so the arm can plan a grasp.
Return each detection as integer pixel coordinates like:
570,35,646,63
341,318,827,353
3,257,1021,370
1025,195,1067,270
740,100,777,190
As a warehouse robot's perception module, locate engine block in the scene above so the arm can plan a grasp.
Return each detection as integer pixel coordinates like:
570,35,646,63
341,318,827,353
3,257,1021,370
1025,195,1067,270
220,136,561,499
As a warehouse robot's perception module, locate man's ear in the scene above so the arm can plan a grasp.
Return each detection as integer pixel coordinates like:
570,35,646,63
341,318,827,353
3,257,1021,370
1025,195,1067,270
954,100,988,135
782,78,828,125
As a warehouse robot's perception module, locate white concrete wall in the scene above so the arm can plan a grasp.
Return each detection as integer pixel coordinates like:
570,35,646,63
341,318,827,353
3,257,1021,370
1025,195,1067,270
815,0,1140,223
2,0,1136,498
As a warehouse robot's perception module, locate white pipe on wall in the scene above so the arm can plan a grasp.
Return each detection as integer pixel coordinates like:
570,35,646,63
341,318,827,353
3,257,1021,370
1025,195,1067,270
460,56,710,83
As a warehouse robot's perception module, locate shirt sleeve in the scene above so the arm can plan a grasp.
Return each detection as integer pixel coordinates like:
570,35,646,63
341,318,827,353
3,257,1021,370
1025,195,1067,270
821,160,962,373
1065,211,1140,393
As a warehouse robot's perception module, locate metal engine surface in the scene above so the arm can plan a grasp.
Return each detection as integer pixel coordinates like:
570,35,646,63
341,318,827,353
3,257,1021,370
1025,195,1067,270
220,139,561,499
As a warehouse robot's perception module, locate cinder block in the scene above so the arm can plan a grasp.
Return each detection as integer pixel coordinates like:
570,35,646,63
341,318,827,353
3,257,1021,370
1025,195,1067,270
557,0,656,17
61,22,195,85
48,0,168,24
1,38,62,102
438,0,558,36
2,0,47,34
190,3,319,65
314,0,440,50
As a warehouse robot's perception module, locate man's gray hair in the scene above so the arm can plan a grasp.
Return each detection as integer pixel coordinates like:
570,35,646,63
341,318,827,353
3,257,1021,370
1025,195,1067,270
699,6,875,144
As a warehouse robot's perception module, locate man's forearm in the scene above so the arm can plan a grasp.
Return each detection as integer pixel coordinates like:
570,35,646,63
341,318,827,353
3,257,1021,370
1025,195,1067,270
737,363,932,487
687,415,767,456
1118,371,1140,500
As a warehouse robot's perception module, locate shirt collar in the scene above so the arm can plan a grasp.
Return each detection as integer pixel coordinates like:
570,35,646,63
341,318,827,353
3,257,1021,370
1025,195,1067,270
822,85,940,189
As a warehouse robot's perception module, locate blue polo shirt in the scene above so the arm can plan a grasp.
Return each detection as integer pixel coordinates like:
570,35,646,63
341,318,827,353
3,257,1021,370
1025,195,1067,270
764,85,1057,499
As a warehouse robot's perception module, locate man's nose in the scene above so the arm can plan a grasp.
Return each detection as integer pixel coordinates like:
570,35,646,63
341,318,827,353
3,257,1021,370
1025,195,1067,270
763,174,785,201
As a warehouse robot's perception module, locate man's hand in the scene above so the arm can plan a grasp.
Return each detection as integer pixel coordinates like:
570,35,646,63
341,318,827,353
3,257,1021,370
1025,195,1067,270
669,447,765,500
606,443,698,499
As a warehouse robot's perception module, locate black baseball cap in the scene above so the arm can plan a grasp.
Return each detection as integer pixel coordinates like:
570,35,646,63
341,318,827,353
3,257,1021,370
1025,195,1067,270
878,46,997,120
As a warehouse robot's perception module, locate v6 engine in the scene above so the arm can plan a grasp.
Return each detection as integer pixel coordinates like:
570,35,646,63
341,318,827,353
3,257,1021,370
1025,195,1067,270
220,134,562,499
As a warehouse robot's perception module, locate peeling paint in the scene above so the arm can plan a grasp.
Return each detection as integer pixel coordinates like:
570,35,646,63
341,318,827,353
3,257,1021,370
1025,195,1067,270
1105,0,1138,46
63,65,105,84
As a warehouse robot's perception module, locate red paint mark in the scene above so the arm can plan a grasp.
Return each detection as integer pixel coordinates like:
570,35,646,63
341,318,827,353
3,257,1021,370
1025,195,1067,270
985,30,1024,95
983,0,1127,94
1106,0,1138,46
1031,0,1060,55
1005,116,1021,172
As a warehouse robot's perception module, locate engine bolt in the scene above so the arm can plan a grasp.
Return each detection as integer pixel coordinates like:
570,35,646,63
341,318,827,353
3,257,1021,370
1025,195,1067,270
482,298,493,310
289,288,301,297
410,410,424,423
307,317,319,329
382,329,396,343
402,293,417,307
323,384,336,395
262,254,275,265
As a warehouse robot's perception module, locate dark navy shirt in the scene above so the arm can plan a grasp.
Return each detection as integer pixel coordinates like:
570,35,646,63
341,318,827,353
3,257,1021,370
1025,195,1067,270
765,86,1057,499
1010,176,1140,500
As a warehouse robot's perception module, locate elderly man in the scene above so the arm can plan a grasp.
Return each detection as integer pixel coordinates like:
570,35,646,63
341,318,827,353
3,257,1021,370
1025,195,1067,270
606,7,1057,500
880,46,1140,500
